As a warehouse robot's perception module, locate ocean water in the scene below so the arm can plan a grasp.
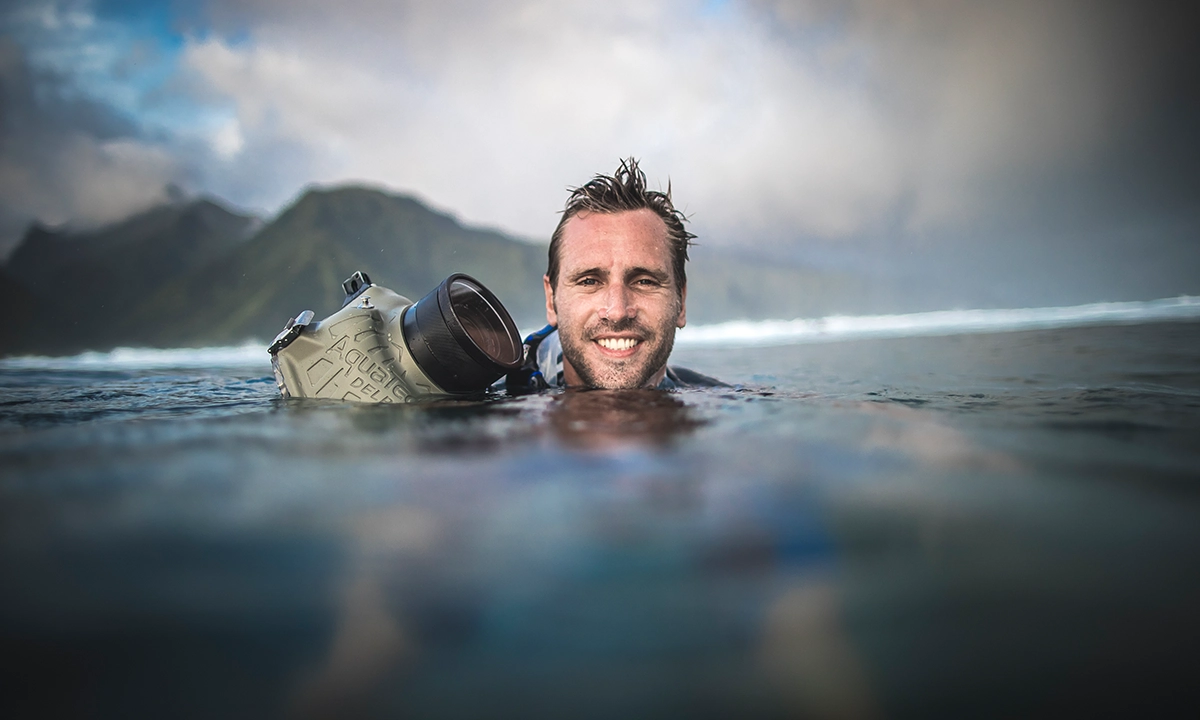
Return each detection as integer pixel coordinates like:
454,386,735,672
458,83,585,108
1,301,1199,719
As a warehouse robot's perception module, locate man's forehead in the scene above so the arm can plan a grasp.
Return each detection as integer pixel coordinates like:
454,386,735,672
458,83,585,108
563,207,667,233
559,209,672,266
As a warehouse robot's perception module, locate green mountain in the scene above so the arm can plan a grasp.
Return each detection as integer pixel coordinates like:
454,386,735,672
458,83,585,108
0,184,868,355
6,199,256,291
2,199,259,353
118,186,551,347
0,268,46,353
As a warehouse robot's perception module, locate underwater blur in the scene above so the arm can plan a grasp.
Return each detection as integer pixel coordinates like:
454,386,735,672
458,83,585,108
1,317,1199,718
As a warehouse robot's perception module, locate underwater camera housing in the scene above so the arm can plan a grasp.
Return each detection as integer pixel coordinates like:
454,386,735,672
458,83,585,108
268,271,524,402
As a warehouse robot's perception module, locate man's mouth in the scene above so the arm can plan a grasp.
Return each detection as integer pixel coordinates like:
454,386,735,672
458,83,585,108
595,337,640,352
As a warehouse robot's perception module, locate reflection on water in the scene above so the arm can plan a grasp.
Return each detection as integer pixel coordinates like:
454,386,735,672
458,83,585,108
2,322,1199,718
546,388,707,449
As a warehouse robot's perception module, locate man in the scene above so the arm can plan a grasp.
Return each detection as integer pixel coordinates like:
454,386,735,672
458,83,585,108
507,158,720,391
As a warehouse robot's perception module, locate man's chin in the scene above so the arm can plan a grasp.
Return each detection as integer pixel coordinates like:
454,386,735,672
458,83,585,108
575,359,661,390
591,376,656,390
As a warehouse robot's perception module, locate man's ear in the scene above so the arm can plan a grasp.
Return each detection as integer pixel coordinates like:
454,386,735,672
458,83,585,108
677,284,687,328
544,275,558,326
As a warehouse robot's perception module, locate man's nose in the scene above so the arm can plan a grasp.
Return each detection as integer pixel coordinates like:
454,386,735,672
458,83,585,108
599,284,636,320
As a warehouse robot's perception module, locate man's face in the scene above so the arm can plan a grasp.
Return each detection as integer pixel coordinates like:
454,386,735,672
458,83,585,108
544,209,687,389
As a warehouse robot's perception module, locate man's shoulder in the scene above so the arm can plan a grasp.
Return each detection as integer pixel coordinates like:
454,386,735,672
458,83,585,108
662,365,727,389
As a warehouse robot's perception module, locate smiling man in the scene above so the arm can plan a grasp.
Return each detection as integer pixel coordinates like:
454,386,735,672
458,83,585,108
507,158,720,391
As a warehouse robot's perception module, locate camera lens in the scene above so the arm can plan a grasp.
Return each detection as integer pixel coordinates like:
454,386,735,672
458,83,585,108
402,274,523,392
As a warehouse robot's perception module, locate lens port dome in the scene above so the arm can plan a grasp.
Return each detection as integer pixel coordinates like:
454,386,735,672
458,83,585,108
402,273,523,392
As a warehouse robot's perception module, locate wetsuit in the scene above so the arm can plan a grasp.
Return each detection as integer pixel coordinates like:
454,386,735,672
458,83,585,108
503,325,725,392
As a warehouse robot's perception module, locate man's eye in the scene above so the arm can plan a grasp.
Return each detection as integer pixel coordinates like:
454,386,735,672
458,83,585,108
635,278,661,287
579,277,599,286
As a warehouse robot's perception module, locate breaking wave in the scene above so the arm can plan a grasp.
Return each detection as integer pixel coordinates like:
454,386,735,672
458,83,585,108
675,295,1200,347
0,343,270,371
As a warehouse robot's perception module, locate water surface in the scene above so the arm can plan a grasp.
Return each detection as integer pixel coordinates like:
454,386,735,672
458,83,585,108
2,320,1198,718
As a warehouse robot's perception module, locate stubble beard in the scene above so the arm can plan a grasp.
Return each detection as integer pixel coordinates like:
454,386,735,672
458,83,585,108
559,314,678,390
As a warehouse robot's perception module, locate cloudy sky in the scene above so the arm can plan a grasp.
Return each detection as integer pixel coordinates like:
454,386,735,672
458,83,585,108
2,0,1197,306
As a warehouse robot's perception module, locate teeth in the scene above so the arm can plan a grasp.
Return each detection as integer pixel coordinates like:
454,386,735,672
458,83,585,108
597,337,638,351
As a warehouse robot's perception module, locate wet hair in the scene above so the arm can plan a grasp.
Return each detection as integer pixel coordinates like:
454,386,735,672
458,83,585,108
546,157,695,294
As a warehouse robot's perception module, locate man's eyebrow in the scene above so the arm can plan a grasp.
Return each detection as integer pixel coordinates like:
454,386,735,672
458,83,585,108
566,267,607,282
625,266,670,282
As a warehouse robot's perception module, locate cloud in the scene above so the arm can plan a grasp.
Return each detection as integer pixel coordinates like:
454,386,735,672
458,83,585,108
3,0,1197,301
0,33,183,252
